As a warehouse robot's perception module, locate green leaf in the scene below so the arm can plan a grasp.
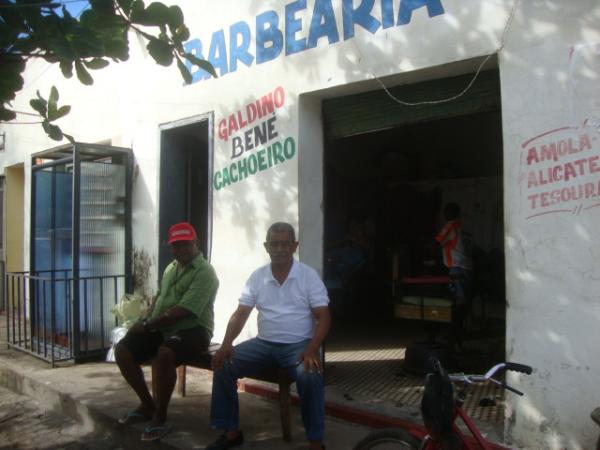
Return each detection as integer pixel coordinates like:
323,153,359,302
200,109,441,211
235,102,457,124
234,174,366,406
132,1,169,26
0,107,16,121
130,0,146,22
174,25,190,43
47,87,58,121
54,105,71,121
176,56,192,84
147,38,173,66
116,0,134,14
167,5,184,32
30,99,47,117
49,86,59,105
184,53,217,78
84,58,110,70
90,0,115,15
42,120,64,141
60,61,74,78
0,69,24,102
144,2,170,26
75,61,94,85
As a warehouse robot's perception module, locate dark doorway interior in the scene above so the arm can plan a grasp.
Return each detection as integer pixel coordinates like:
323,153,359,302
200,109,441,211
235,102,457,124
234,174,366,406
159,120,210,275
323,109,506,370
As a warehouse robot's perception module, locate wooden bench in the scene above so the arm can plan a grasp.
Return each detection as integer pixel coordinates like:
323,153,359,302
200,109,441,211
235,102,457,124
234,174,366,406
171,343,294,442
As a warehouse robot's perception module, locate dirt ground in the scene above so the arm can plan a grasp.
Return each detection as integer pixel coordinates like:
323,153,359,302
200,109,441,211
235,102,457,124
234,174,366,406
0,385,123,450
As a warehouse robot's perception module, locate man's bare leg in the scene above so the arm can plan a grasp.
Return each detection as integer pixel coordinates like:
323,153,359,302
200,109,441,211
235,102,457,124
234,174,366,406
115,343,155,418
151,346,177,425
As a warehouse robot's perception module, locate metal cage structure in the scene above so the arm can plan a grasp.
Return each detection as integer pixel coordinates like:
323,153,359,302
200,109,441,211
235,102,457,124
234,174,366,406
5,143,132,365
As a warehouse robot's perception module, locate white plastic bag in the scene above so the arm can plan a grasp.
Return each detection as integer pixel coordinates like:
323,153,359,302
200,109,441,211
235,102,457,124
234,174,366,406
111,293,147,328
106,293,149,362
106,326,128,362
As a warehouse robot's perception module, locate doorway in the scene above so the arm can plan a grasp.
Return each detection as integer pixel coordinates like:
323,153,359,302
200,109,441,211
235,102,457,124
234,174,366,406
321,69,506,424
4,164,24,274
159,116,212,274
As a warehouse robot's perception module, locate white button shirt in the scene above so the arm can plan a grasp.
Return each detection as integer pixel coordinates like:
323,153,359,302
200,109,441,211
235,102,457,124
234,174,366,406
239,259,330,343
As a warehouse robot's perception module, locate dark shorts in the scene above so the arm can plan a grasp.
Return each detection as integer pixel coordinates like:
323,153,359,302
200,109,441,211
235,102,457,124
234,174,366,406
118,326,211,366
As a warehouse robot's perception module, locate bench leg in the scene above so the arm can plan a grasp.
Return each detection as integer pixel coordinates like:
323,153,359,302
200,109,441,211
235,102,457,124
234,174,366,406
278,377,292,442
177,365,187,397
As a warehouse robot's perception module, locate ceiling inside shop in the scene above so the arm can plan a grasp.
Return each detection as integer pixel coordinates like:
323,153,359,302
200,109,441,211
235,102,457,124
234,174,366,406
326,111,503,182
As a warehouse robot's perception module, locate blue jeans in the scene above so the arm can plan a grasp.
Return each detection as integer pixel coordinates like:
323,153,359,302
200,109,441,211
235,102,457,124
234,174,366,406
210,337,325,441
448,267,472,307
449,267,473,346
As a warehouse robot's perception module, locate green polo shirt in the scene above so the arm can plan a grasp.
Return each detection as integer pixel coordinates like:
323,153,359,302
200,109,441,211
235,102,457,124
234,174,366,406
150,253,219,338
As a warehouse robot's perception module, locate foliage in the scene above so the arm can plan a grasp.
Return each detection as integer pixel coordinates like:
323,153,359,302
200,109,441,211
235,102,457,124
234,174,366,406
0,0,216,141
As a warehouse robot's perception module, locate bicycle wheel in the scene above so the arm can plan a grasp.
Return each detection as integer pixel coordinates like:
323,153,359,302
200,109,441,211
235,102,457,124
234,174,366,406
353,428,422,450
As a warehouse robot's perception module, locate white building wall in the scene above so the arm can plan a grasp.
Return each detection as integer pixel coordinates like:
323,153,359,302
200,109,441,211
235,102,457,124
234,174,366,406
501,1,600,448
1,0,599,447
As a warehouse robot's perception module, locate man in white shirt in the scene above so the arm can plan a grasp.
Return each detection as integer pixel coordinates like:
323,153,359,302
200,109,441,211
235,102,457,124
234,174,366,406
207,222,330,450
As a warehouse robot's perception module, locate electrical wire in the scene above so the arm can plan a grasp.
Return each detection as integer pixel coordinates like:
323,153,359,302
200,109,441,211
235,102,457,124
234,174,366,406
354,0,521,107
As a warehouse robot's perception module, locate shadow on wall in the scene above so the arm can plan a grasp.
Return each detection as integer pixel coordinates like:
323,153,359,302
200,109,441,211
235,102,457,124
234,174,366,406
212,89,299,249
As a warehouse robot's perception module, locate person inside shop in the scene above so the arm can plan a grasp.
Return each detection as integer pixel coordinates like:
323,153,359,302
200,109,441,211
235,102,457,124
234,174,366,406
115,222,219,442
325,217,371,285
207,222,330,450
435,203,473,352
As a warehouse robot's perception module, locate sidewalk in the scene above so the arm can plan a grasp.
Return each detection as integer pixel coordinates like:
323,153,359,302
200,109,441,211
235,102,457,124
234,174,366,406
0,319,373,450
0,314,503,449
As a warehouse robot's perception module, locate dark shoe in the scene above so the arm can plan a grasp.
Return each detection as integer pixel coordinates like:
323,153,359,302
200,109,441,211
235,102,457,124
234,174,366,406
206,431,244,450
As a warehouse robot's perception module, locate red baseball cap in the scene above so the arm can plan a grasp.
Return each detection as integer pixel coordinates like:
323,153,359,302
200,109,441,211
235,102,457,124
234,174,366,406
168,222,197,244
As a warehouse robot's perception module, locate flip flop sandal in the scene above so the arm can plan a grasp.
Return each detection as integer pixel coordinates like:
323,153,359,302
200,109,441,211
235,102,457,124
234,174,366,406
141,424,172,442
118,410,152,425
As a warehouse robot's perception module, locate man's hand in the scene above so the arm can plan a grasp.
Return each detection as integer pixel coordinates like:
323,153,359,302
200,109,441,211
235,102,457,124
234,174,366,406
212,345,234,370
298,306,330,374
299,348,322,373
211,305,253,370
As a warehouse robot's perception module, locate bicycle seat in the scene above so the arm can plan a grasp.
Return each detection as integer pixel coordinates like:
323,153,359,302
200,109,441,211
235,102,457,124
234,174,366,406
421,358,454,437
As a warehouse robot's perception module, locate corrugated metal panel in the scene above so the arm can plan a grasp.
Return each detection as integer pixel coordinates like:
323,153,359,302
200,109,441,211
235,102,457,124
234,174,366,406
323,70,500,140
79,162,126,349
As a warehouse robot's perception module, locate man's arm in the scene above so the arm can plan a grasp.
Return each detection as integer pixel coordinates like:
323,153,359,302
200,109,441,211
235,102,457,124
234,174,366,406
144,306,191,329
132,267,218,333
129,305,191,334
299,306,331,372
211,305,253,370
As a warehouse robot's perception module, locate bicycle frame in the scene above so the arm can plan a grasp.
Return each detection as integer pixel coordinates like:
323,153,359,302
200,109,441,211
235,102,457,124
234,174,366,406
449,405,510,450
352,361,532,450
404,404,510,450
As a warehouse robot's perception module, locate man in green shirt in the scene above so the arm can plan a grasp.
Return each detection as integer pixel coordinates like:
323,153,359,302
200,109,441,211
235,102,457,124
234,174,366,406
115,222,219,441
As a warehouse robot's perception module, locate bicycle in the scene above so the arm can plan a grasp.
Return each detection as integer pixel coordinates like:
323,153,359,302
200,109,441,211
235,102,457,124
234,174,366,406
353,358,533,449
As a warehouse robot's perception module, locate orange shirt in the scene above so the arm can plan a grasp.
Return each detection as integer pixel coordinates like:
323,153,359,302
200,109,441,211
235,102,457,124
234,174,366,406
435,219,472,270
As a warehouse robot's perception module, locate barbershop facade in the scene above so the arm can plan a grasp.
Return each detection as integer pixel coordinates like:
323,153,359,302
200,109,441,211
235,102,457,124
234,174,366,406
2,1,600,448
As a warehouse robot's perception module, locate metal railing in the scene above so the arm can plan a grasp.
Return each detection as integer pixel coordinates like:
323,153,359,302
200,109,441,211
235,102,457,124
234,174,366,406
5,270,129,366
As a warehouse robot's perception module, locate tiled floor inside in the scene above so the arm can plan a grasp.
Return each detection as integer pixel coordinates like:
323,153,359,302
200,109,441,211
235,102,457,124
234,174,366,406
324,342,505,424
323,308,507,425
